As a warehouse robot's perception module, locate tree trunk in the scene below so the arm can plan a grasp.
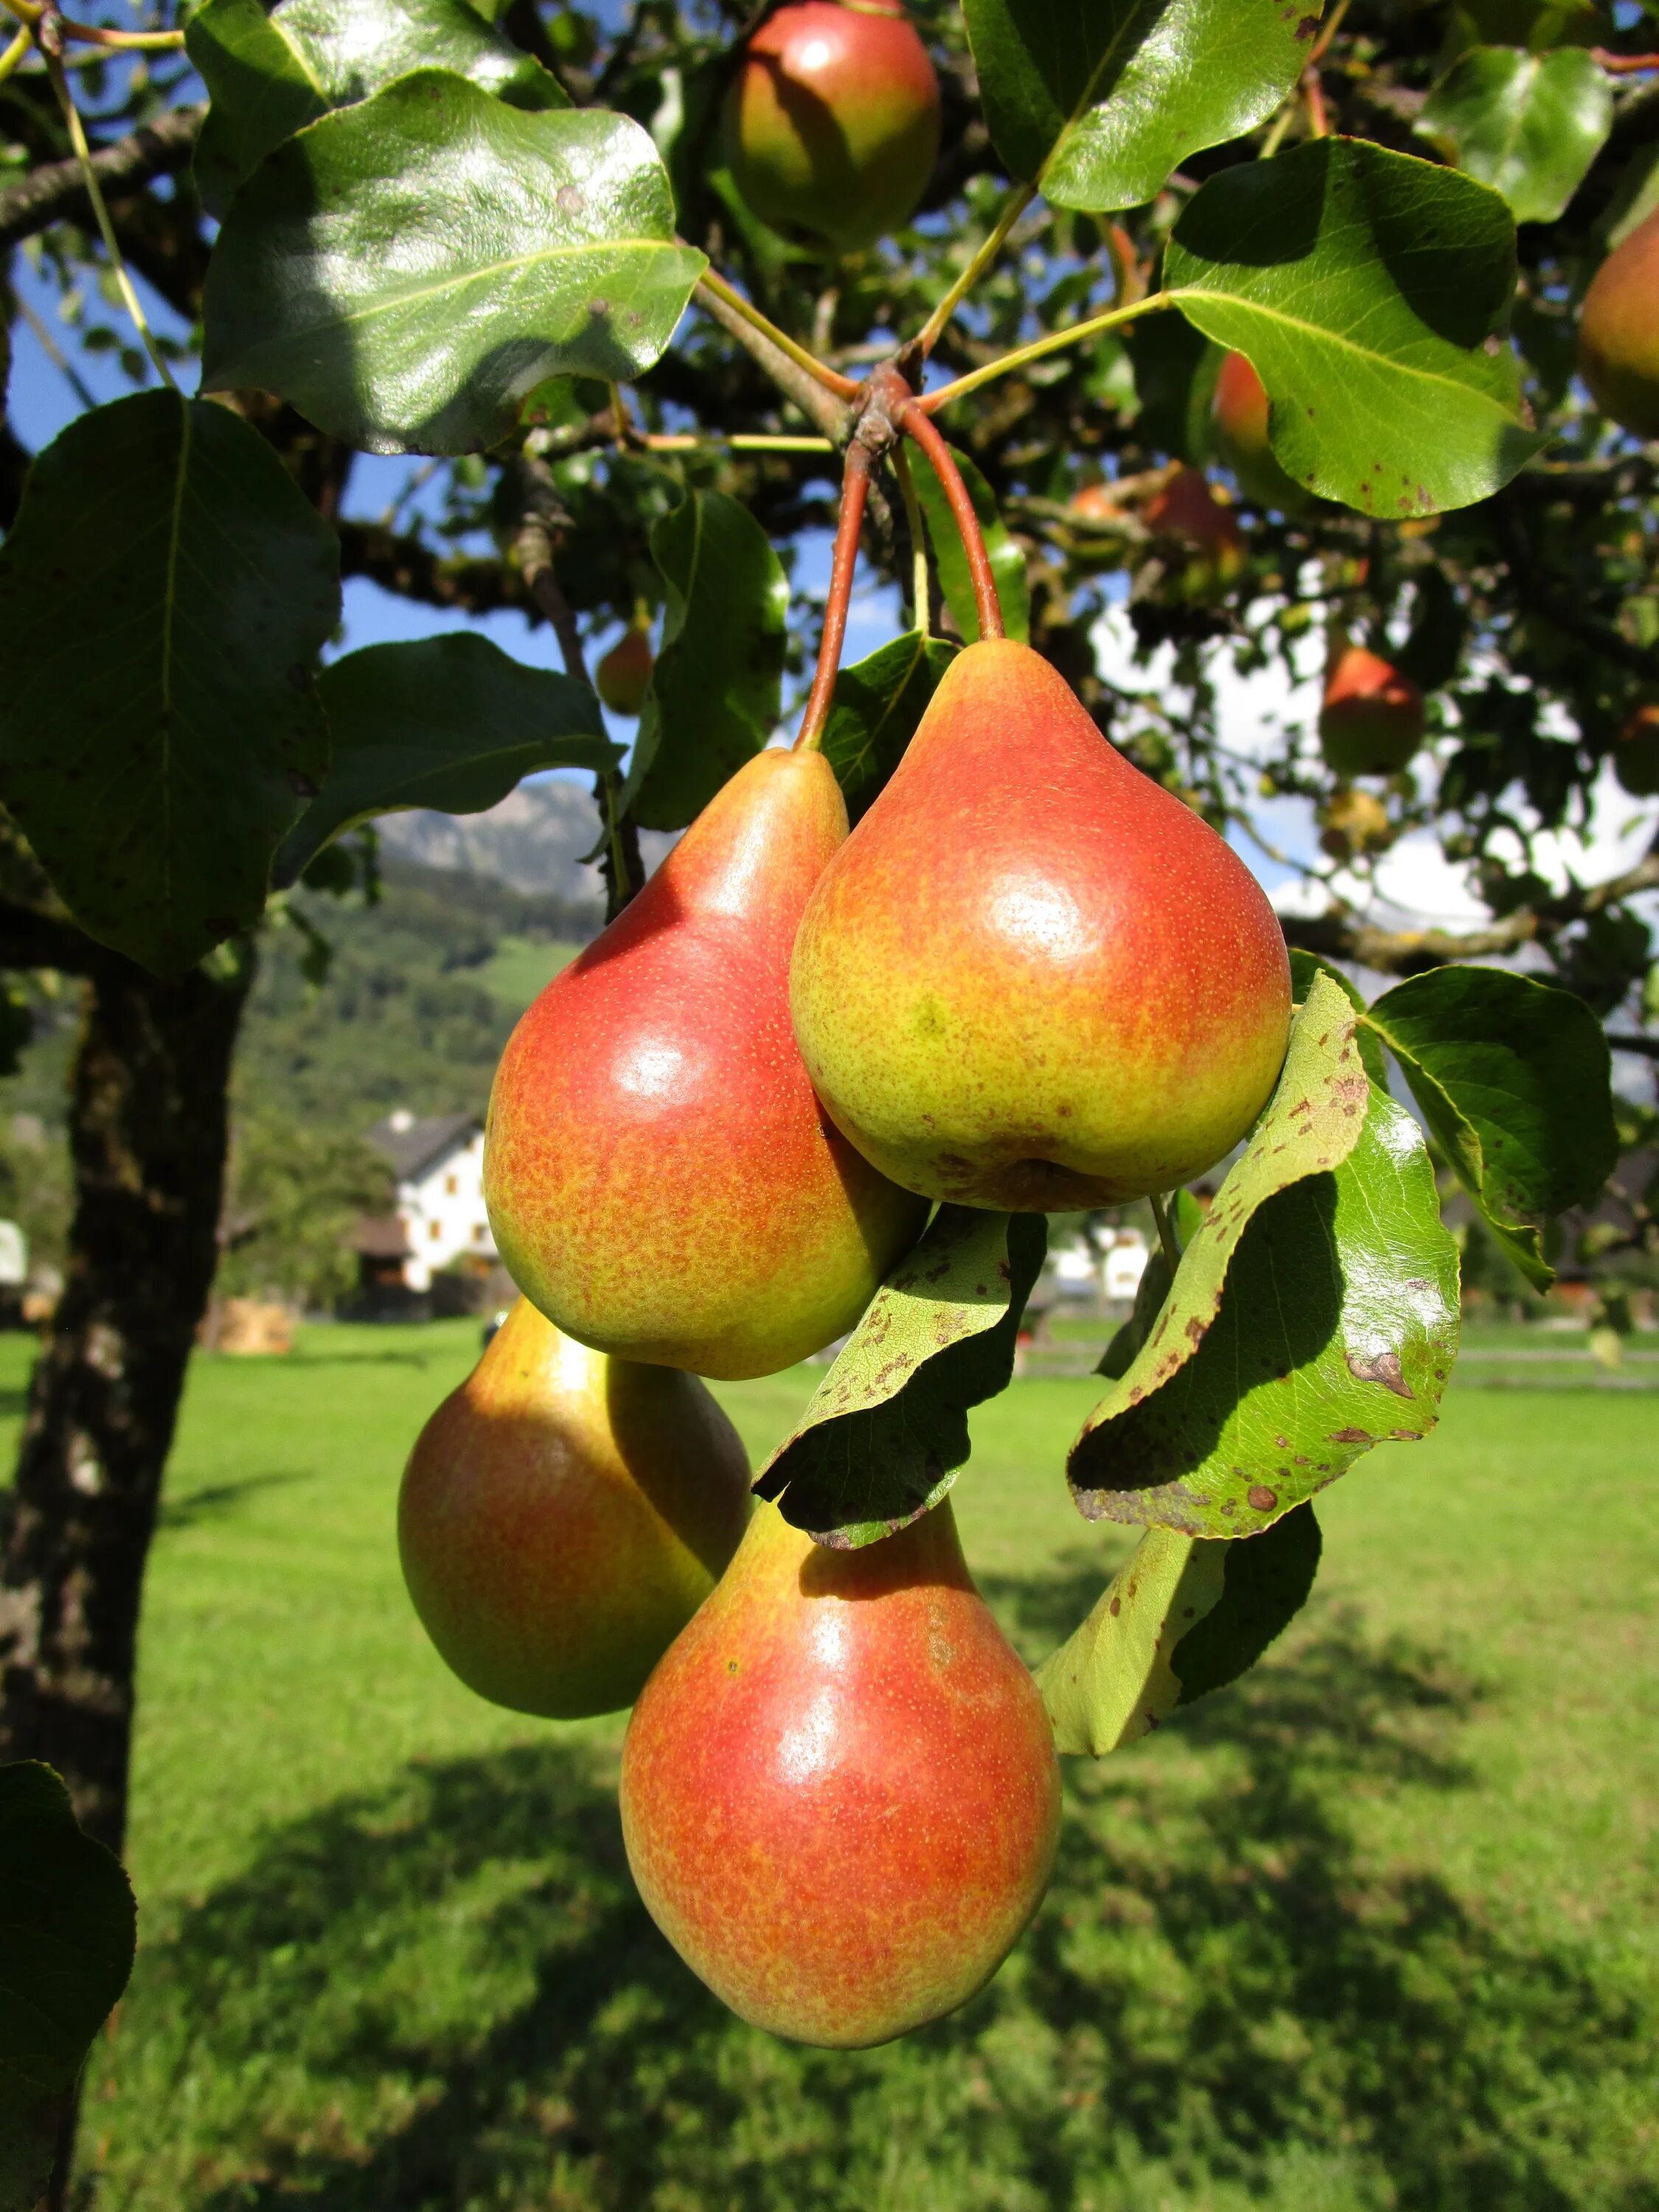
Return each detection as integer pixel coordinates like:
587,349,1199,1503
0,948,251,1851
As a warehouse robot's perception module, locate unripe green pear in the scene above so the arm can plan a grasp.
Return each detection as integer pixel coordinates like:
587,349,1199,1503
595,624,653,717
1579,209,1659,442
399,1300,753,1719
789,640,1291,1210
1211,351,1310,513
720,1,941,253
620,1497,1060,2048
1318,645,1425,777
1615,703,1659,796
485,747,926,1378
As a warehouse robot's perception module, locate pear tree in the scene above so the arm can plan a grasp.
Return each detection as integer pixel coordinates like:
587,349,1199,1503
0,0,1655,2188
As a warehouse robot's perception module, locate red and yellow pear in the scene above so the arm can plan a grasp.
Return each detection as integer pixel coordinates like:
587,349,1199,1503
1211,350,1310,513
595,622,654,717
789,639,1292,1211
1318,644,1425,776
485,747,926,1378
1143,465,1246,598
1578,208,1659,442
720,1,941,252
399,1299,752,1718
620,1496,1060,2047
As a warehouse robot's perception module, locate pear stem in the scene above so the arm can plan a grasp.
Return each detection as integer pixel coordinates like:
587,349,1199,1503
1150,1192,1182,1278
695,270,862,403
794,442,872,751
899,405,1004,643
915,181,1037,358
919,293,1169,417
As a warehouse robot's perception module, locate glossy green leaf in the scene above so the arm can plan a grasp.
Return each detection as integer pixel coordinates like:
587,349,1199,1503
623,490,789,832
1069,1091,1461,1537
1083,971,1370,1422
1165,137,1547,516
963,0,1320,212
909,439,1031,645
755,1209,1048,1547
1365,965,1616,1290
276,635,615,885
201,72,706,455
189,0,566,216
1037,1503,1321,1754
1287,948,1388,1086
1416,45,1612,224
0,1764,136,2212
819,633,958,824
0,392,338,975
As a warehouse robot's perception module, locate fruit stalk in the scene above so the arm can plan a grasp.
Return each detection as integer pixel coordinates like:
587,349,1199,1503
795,440,874,751
900,403,1004,641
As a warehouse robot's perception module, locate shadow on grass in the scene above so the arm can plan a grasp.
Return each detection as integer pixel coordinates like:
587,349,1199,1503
94,1587,1658,2212
156,1469,311,1530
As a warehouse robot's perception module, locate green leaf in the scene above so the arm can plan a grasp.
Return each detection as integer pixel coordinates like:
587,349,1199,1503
624,490,789,833
189,0,567,217
819,633,958,824
1365,965,1616,1290
1416,45,1612,224
1068,1089,1461,1537
1036,1504,1321,1754
1164,137,1548,516
963,0,1320,212
0,392,338,976
1287,949,1388,1086
908,439,1030,645
0,1764,136,2212
201,72,706,455
1085,970,1371,1417
276,635,616,885
755,1209,1048,1548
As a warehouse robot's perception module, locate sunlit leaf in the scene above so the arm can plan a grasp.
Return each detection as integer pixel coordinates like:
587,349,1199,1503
1416,44,1611,224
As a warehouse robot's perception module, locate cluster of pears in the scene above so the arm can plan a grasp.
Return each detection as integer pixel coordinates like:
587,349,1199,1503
400,626,1293,2047
720,0,939,252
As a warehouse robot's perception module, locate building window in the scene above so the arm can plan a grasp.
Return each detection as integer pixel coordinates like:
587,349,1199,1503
445,1173,458,1195
473,1222,487,1242
430,1222,442,1242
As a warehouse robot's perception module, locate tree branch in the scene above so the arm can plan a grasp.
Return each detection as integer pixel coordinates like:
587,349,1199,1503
0,102,203,253
335,521,530,616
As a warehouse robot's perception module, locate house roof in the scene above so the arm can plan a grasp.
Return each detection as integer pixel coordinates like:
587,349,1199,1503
366,1111,480,1182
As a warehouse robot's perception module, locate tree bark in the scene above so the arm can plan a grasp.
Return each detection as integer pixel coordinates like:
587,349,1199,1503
0,947,251,1855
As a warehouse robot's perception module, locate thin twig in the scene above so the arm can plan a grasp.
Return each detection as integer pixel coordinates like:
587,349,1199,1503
0,101,202,254
921,293,1170,415
915,181,1036,358
44,42,176,389
695,268,860,400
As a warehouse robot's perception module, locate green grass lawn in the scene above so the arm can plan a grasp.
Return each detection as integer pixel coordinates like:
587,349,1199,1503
11,1323,1655,2212
482,936,582,1011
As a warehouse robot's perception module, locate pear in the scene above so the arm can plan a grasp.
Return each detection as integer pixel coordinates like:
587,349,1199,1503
595,624,653,717
1143,465,1246,599
486,748,927,1377
789,639,1292,1210
721,1,941,254
1615,703,1659,796
1318,645,1425,777
1211,351,1310,514
398,1300,753,1718
620,1497,1060,2048
1578,209,1659,442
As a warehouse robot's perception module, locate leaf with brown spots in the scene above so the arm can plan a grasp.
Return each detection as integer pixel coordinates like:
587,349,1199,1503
1037,1503,1322,1756
1068,1091,1460,1538
755,1208,1046,1548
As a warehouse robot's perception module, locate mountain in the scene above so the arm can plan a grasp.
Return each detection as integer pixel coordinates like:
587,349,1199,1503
378,773,678,899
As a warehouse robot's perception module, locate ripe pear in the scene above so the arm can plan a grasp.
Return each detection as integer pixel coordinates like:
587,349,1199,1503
1578,209,1659,441
398,1300,752,1718
1143,465,1246,599
789,639,1292,1210
595,625,653,717
720,1,940,253
1211,351,1310,513
1615,703,1659,796
1318,645,1425,776
486,748,926,1378
620,1496,1060,2048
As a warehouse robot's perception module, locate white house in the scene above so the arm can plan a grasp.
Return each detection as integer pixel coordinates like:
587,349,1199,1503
1101,1230,1150,1304
362,1110,495,1293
